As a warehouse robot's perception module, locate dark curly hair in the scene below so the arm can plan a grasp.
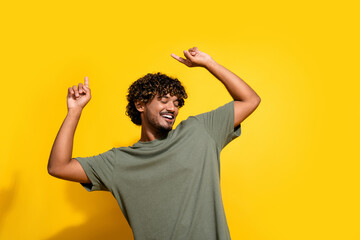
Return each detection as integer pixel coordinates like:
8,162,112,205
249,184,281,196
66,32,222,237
126,72,188,125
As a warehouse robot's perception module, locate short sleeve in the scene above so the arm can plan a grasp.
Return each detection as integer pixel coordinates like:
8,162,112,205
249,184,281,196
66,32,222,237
74,147,116,192
194,101,241,150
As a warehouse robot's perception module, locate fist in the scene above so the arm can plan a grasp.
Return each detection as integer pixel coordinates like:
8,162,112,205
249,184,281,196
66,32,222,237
67,76,91,111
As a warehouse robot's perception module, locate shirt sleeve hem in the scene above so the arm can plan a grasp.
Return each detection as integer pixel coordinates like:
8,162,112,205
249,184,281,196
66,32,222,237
74,157,101,192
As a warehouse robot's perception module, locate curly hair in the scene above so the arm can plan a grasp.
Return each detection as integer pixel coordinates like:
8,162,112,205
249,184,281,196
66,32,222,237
126,72,188,125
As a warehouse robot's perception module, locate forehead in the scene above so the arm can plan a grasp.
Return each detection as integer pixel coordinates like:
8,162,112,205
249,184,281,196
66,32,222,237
156,93,178,100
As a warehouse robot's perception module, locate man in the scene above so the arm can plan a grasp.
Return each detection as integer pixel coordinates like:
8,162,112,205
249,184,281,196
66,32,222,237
48,47,261,240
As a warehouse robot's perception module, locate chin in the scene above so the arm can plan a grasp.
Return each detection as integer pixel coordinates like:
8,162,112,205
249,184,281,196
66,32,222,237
158,124,173,132
161,126,173,132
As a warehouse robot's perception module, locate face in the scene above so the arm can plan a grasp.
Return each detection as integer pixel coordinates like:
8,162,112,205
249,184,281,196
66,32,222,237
140,93,180,132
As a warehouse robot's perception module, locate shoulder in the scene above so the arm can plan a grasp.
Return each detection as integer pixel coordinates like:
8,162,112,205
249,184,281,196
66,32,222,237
114,146,133,154
171,116,208,139
186,101,235,123
175,116,202,130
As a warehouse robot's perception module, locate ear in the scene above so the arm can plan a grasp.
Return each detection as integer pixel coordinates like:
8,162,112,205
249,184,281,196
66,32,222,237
135,100,145,113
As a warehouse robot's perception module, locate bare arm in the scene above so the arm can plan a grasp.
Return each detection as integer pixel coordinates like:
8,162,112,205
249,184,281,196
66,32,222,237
171,47,261,127
47,77,91,183
204,59,261,127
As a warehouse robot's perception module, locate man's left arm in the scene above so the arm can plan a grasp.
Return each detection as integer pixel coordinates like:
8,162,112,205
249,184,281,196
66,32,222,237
171,47,261,127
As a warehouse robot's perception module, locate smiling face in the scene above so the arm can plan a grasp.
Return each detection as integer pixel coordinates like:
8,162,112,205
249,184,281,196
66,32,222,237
140,93,180,133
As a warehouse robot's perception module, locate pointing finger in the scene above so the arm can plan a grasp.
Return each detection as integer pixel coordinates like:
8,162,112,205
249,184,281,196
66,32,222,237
84,76,89,88
171,53,188,65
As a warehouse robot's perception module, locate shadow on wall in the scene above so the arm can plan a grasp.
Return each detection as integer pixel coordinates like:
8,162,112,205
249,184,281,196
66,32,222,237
46,181,134,240
0,175,17,233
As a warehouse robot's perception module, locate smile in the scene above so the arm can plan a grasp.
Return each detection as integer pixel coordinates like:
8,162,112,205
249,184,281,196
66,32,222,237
160,113,174,121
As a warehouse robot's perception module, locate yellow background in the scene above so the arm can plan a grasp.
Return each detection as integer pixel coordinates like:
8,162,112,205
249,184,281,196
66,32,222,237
1,0,359,239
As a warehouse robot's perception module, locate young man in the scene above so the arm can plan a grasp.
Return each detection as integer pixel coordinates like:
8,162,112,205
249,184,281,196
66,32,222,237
48,47,261,240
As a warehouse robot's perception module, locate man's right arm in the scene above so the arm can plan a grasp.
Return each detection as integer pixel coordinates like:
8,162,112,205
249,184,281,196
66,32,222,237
47,77,91,183
47,108,90,183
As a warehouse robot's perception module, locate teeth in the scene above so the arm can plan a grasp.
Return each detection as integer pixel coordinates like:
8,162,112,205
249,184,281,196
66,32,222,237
162,115,173,119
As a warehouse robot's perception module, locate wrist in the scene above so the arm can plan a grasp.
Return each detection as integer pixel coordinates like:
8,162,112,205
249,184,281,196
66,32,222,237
67,107,83,116
204,58,217,70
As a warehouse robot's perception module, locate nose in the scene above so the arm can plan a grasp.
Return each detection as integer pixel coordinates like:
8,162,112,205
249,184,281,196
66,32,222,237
166,102,176,112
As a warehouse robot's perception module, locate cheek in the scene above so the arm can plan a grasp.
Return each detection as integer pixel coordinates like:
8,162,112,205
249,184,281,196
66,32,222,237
146,109,157,120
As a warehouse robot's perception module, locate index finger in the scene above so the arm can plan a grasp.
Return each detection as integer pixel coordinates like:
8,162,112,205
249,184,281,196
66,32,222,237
171,53,187,64
84,76,89,88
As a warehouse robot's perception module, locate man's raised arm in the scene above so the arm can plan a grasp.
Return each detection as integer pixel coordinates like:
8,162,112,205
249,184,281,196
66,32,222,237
171,47,261,127
47,77,92,183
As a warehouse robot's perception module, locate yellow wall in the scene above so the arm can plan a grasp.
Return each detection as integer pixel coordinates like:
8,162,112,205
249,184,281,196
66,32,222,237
1,0,359,239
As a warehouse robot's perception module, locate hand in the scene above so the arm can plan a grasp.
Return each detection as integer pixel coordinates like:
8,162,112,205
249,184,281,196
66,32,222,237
171,47,214,68
67,76,92,111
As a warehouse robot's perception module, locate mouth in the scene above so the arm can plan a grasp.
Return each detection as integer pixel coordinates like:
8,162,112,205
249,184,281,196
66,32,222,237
160,112,175,122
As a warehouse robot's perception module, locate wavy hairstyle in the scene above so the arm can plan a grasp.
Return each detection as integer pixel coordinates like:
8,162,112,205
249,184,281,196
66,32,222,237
126,72,188,125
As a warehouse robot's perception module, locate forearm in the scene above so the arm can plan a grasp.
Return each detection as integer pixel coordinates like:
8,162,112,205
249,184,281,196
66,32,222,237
205,59,260,102
48,108,82,174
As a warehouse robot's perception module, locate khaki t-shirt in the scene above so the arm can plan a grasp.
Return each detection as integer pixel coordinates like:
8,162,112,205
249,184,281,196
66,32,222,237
75,101,241,240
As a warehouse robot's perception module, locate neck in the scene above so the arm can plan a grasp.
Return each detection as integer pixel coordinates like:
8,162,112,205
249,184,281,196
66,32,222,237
139,125,169,142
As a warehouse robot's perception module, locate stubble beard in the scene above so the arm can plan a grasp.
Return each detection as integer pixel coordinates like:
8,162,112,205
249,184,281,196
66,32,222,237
147,111,173,133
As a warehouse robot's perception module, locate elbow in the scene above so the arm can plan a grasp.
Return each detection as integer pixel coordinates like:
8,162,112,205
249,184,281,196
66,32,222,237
48,167,62,179
47,162,59,177
254,93,261,103
250,96,261,106
255,98,261,109
249,97,261,111
256,97,261,105
47,165,56,177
